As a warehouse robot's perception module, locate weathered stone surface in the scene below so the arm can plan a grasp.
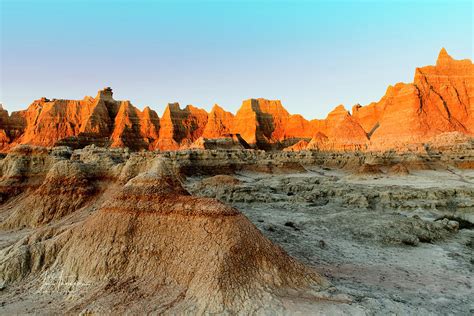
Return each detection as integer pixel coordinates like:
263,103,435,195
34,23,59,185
231,98,273,147
316,105,369,150
20,94,113,147
284,114,316,139
157,103,208,149
0,150,333,314
0,49,471,152
202,104,234,138
0,105,10,147
0,89,162,152
139,106,161,144
232,98,315,148
306,132,330,150
353,49,474,149
0,145,473,313
186,135,250,150
283,139,309,151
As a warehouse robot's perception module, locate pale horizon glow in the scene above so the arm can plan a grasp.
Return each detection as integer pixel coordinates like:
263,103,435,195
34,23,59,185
0,0,472,119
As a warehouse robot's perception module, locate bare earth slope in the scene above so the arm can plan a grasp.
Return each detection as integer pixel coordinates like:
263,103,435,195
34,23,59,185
0,147,366,314
186,167,473,315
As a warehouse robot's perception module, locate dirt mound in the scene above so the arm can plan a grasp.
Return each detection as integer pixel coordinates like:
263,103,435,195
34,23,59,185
186,136,248,150
200,174,242,186
0,164,330,313
357,163,383,175
0,145,55,203
389,163,410,175
2,160,100,228
283,139,309,151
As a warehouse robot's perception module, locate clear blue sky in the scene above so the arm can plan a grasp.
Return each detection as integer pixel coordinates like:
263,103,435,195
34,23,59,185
0,0,472,119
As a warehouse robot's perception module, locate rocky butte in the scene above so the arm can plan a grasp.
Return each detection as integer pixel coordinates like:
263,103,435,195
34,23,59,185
0,49,472,153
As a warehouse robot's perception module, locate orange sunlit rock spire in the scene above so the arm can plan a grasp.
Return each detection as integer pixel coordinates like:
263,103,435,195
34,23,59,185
0,49,472,152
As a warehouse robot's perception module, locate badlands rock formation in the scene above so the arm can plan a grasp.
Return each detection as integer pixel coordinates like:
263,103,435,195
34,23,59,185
1,145,473,313
155,103,208,150
0,49,471,152
311,105,369,150
352,48,473,148
1,147,349,314
231,98,315,148
202,104,234,138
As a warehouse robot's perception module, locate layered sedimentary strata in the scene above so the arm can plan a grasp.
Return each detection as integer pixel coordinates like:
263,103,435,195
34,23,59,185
283,139,309,152
352,49,474,148
110,102,160,150
0,145,55,203
0,105,10,146
231,98,275,147
2,159,100,228
185,135,251,150
17,93,112,146
0,148,334,314
202,104,234,138
155,103,209,150
0,49,472,152
231,98,316,148
0,145,473,313
310,105,369,150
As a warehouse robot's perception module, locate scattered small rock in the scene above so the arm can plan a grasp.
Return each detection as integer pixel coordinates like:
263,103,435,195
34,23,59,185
447,220,459,231
266,225,276,232
284,221,299,231
401,237,419,246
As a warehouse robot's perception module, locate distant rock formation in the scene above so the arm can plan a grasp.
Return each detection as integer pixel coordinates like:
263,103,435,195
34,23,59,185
283,139,309,152
352,48,474,149
155,103,208,150
0,104,10,146
231,98,315,149
0,49,472,152
202,104,234,138
311,105,369,150
186,134,251,150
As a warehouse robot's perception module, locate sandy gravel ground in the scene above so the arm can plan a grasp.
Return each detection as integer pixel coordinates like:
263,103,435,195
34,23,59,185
187,168,474,315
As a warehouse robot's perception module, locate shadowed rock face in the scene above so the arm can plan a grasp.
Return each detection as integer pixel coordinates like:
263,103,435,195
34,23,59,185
231,98,316,148
0,49,472,152
155,103,209,150
110,102,160,150
0,105,10,146
202,104,234,138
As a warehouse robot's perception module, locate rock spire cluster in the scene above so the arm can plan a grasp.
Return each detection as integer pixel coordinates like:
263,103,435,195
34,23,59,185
0,49,472,152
